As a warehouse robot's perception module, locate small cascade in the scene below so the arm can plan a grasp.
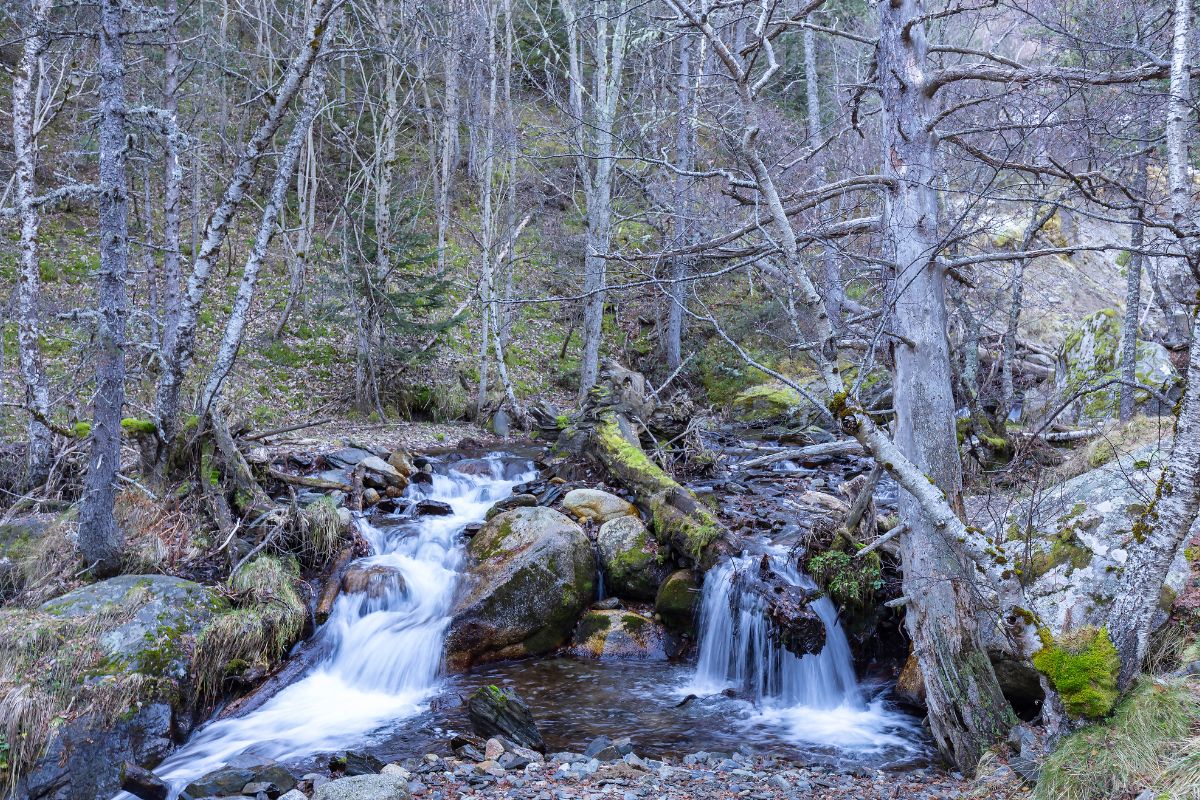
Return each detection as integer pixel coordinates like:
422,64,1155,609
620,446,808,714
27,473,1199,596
148,455,538,796
690,550,920,752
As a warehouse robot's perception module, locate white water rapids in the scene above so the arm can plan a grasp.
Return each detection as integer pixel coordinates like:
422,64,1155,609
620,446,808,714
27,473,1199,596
146,455,538,796
686,550,920,753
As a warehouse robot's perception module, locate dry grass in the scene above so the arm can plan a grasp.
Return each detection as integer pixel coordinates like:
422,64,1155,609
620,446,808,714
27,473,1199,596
0,587,155,795
1034,676,1200,800
1055,415,1171,482
192,555,306,704
294,496,344,566
115,490,193,574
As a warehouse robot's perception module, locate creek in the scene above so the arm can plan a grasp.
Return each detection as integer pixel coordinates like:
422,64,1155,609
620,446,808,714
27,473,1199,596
145,448,926,797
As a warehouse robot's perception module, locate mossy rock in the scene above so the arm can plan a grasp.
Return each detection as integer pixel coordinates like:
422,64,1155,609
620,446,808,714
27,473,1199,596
569,609,667,660
730,382,805,423
655,569,699,634
596,516,668,601
446,507,595,669
1032,626,1119,718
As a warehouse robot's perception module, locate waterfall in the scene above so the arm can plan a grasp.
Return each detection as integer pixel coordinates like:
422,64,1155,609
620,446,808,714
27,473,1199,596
690,551,920,752
148,455,538,796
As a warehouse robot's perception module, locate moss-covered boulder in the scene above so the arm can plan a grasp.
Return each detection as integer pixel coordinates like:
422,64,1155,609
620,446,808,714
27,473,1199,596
562,488,637,524
1052,309,1177,424
730,382,806,423
6,575,223,800
655,569,700,634
596,516,669,601
445,507,595,669
569,610,667,660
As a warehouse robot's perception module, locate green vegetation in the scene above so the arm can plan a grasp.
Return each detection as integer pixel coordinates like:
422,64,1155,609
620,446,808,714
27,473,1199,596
807,549,882,611
1032,626,1120,719
1035,677,1200,800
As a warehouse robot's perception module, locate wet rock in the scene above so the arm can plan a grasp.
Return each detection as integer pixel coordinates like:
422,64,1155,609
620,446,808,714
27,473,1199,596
462,522,483,538
242,780,286,798
120,762,169,800
467,685,546,752
388,449,416,477
450,733,488,762
570,610,668,660
341,563,407,599
414,499,453,516
339,750,386,776
360,455,407,490
311,773,411,800
485,493,538,520
453,458,499,477
183,756,295,798
362,487,381,506
325,447,373,469
562,488,637,524
655,569,700,634
446,507,595,669
596,516,669,601
410,471,433,485
583,736,623,762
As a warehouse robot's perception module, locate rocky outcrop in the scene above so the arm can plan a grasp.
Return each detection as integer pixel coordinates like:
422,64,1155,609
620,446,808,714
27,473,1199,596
570,609,668,660
596,516,669,601
9,575,222,800
1049,309,1178,425
445,507,596,669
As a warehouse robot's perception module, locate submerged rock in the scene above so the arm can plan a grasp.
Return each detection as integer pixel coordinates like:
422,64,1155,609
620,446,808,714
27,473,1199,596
340,563,407,600
445,507,595,669
570,609,668,660
562,488,638,524
467,685,546,752
596,516,669,601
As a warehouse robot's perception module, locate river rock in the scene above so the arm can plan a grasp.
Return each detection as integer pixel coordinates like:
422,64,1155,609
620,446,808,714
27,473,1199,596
445,507,596,668
341,563,407,600
467,685,546,752
388,448,416,477
570,609,668,660
562,488,637,524
655,569,700,633
415,499,454,516
1047,309,1178,425
485,493,538,520
311,773,411,800
596,516,669,601
325,447,373,469
120,763,169,800
359,455,407,489
182,756,296,798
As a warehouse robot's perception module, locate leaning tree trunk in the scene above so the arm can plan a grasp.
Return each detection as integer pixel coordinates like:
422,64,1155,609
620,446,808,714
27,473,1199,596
11,0,53,489
877,0,1015,769
78,0,132,576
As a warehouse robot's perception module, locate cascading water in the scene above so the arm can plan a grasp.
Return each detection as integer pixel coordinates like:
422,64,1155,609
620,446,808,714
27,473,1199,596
689,549,921,754
145,455,537,796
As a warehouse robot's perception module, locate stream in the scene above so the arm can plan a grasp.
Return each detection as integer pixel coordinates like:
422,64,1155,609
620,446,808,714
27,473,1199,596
145,449,926,797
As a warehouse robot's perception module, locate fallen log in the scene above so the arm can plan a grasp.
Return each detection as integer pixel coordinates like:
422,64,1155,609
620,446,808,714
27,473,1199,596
315,546,356,623
267,467,352,492
735,439,863,471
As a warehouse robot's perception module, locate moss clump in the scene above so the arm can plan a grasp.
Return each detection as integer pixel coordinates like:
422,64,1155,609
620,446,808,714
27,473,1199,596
1035,677,1200,800
576,611,613,642
730,382,802,422
806,549,881,611
192,556,305,703
119,417,157,435
649,494,721,563
71,421,91,438
1032,626,1120,719
1025,528,1093,583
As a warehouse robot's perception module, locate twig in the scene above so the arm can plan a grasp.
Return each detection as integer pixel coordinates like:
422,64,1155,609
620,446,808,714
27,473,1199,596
244,417,334,442
650,353,694,399
856,521,909,559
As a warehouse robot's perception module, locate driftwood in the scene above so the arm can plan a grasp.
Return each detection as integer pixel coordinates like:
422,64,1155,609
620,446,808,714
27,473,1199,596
735,439,863,471
315,546,355,623
244,417,334,442
267,467,352,492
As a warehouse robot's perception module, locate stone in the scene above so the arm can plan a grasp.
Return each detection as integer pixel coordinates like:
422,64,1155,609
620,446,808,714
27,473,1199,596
654,569,700,634
183,756,296,798
359,455,408,489
445,507,595,669
484,738,505,760
415,499,454,516
243,780,286,798
363,488,381,506
1047,309,1178,425
388,449,417,477
341,563,407,600
562,489,638,524
468,685,546,752
278,792,308,800
120,762,169,800
485,494,538,521
326,447,373,469
312,773,411,800
595,516,669,601
570,610,668,660
343,750,387,776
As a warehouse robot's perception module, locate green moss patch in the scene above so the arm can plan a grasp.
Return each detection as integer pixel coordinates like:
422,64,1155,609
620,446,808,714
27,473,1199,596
806,549,881,611
1033,626,1119,719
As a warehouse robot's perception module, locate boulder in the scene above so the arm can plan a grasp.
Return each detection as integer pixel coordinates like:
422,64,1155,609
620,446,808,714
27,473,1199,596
312,773,411,800
325,447,373,469
1050,309,1178,425
596,516,669,601
445,507,595,669
970,445,1192,701
359,455,407,490
388,449,416,477
730,381,806,423
467,685,546,752
655,569,700,634
485,493,538,520
119,762,169,800
182,756,295,798
570,610,668,660
341,563,407,600
414,499,454,516
562,488,637,524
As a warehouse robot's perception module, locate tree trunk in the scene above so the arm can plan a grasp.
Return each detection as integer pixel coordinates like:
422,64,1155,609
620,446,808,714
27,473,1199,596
160,0,184,360
1119,149,1149,421
78,0,132,576
877,0,1015,769
666,32,696,371
11,0,53,489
